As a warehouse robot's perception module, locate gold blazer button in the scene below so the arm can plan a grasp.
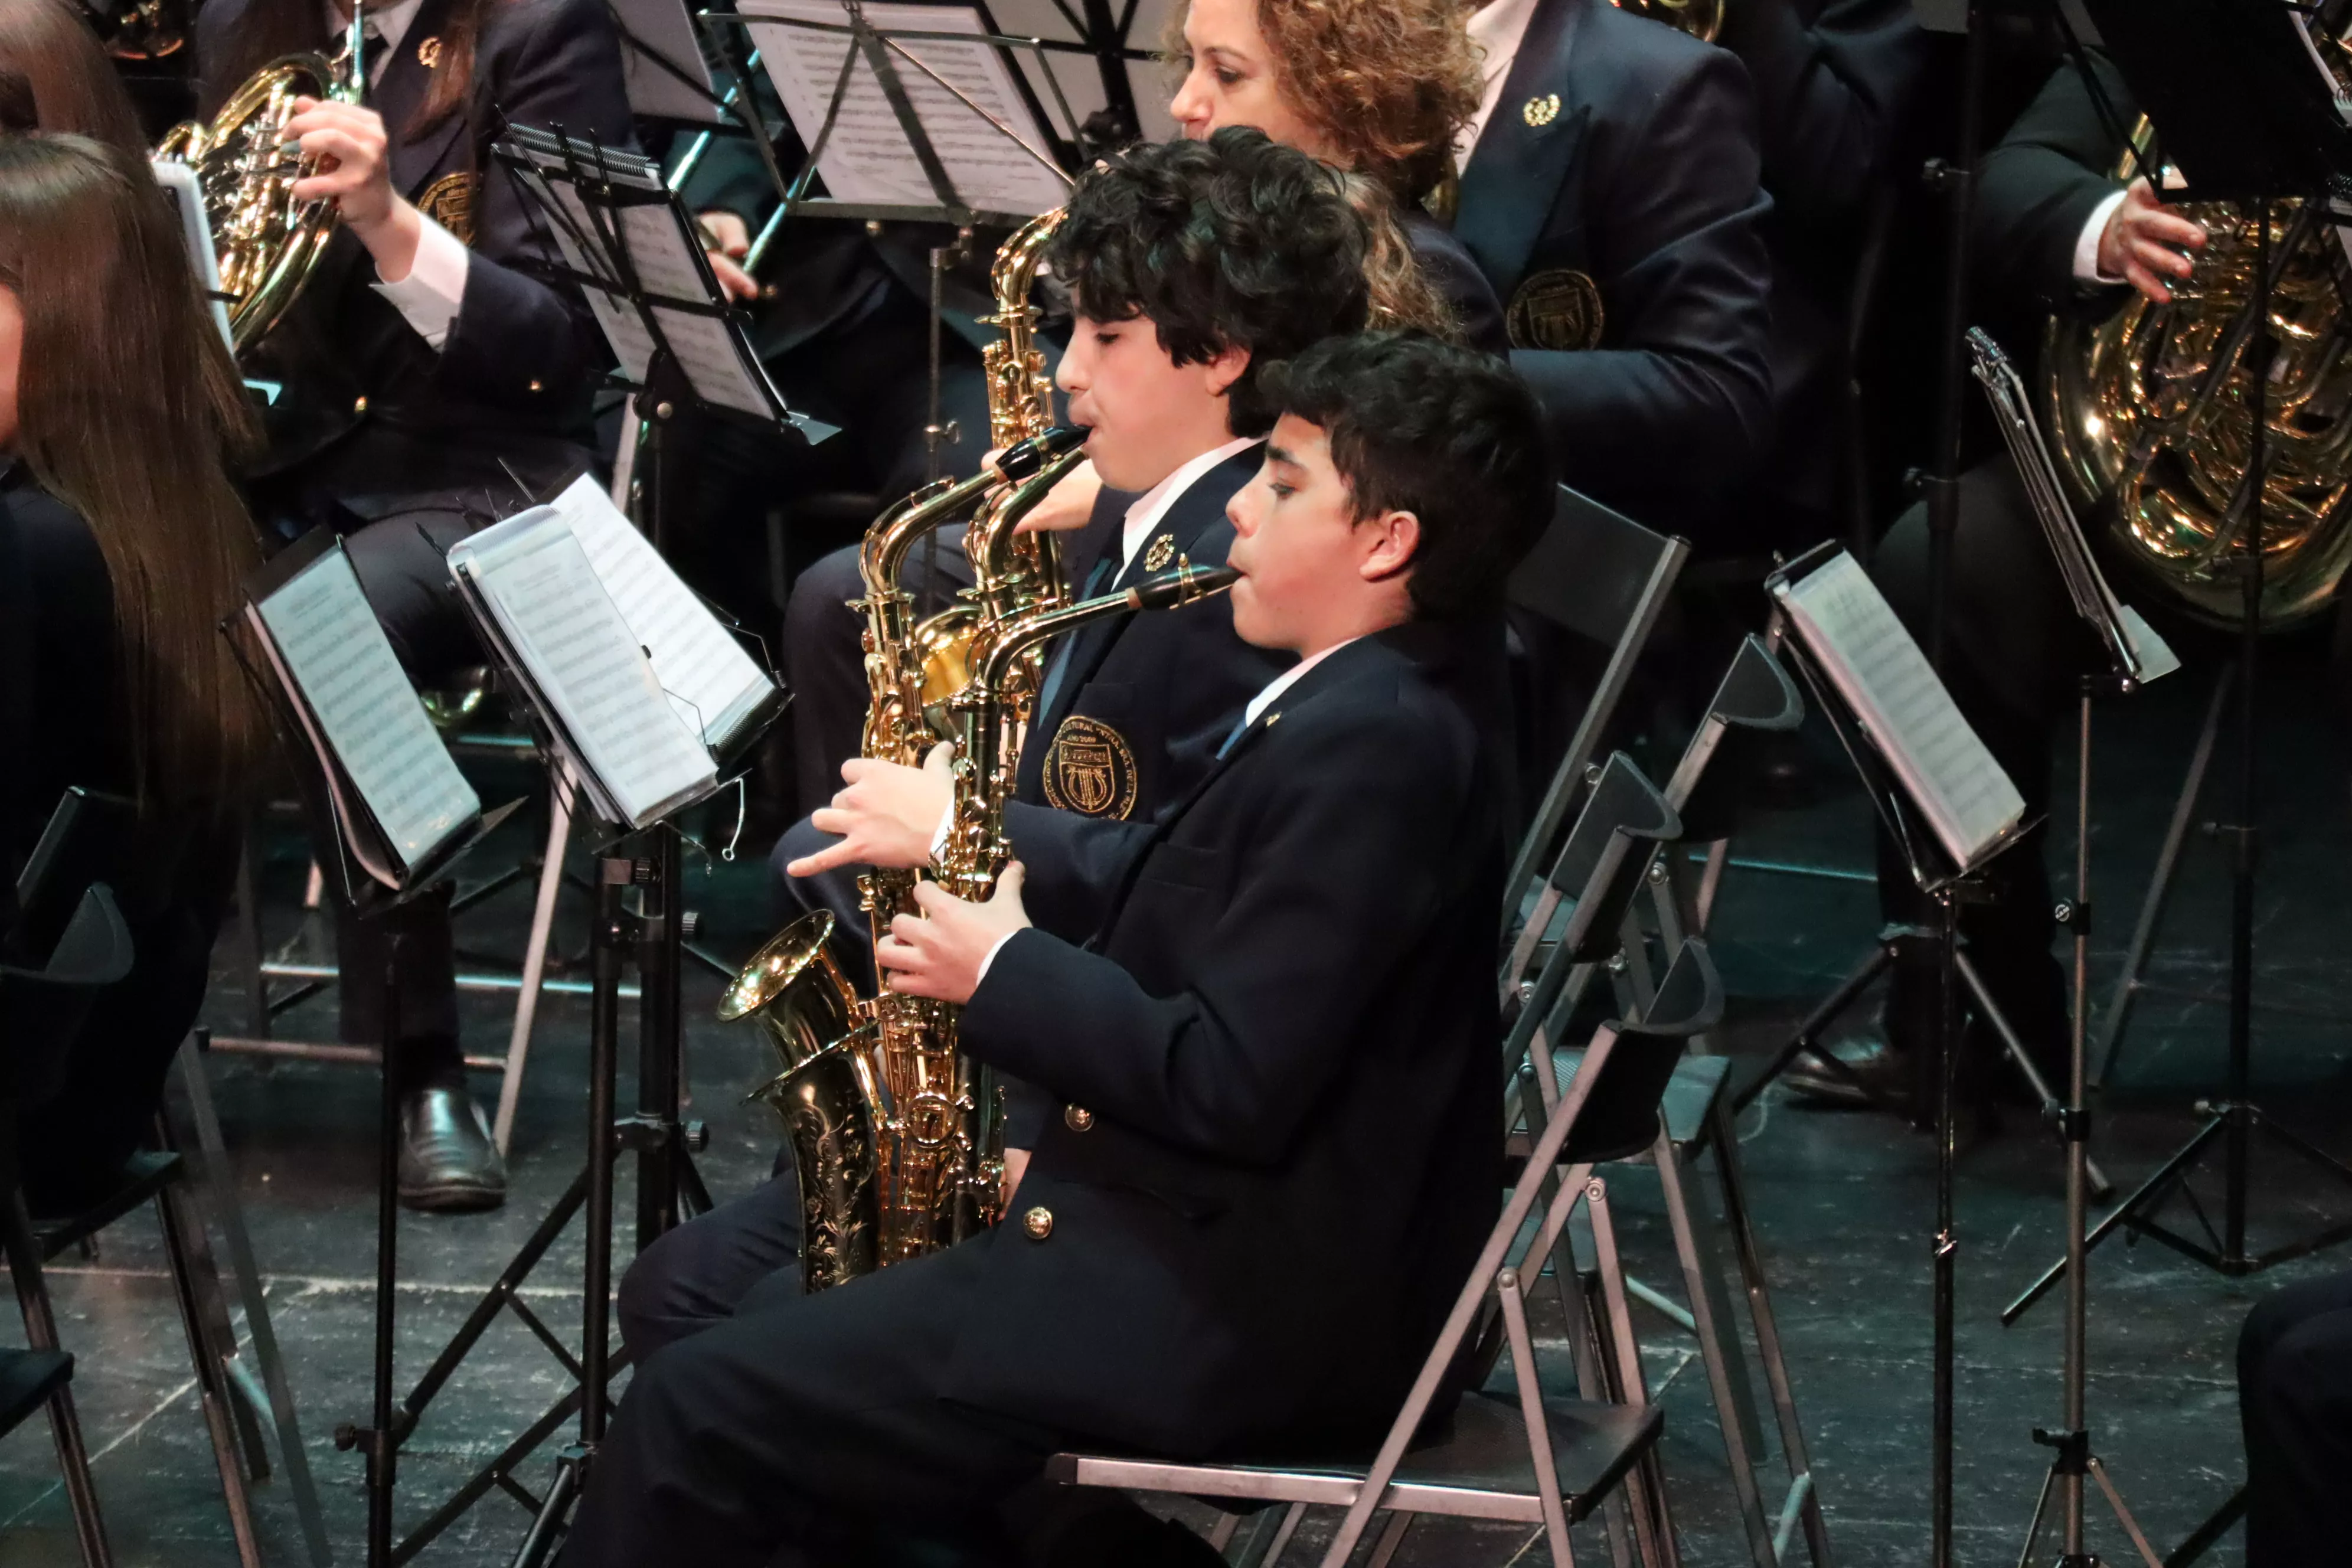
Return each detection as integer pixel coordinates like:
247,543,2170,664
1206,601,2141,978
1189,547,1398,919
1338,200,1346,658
352,396,368,415
1064,1105,1094,1132
1022,1206,1054,1240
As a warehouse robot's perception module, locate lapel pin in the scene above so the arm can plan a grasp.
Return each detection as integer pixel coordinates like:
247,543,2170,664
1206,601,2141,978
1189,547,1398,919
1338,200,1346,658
417,35,443,68
1144,533,1177,571
1523,93,1561,128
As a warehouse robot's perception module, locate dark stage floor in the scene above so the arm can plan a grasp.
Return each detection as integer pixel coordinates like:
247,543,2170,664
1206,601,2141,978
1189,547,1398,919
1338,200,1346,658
8,631,2352,1567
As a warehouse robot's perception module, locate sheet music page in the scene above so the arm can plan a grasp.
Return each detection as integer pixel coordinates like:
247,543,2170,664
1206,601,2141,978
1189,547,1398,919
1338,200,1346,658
544,473,778,748
648,303,779,416
449,509,717,827
1775,552,2025,869
2121,605,2182,684
740,0,1069,214
616,204,716,301
611,0,724,122
984,0,1177,142
255,548,481,873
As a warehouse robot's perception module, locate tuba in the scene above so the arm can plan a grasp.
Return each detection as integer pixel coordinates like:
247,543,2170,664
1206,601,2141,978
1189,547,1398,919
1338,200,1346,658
154,6,364,353
718,561,1238,1291
2041,96,2352,629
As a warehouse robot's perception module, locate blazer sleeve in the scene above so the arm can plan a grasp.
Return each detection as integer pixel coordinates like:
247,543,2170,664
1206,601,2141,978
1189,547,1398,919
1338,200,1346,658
433,0,638,410
998,802,1157,942
1972,53,2138,314
1511,48,1775,520
1404,214,1509,355
961,698,1470,1167
1716,0,1928,223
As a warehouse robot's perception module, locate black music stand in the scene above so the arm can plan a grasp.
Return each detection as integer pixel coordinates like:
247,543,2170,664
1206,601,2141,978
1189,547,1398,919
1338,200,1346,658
231,531,521,1568
2039,0,2352,1289
1967,326,2177,1568
1768,542,2037,1568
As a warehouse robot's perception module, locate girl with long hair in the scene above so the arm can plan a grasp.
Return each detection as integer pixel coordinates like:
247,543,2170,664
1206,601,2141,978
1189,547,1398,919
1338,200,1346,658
194,0,635,1210
0,0,145,155
0,129,264,1207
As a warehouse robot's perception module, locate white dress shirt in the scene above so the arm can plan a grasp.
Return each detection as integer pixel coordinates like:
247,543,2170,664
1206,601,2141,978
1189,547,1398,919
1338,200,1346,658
322,0,472,350
1117,435,1262,579
1459,0,1543,168
2072,190,2129,285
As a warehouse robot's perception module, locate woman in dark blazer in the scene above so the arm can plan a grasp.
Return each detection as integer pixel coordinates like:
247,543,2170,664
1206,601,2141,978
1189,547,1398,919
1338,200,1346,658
192,0,636,1209
0,125,265,1212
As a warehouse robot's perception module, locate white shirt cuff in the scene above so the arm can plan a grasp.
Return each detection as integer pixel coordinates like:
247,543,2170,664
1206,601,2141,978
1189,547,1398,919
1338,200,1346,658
2072,188,2129,285
370,213,471,351
975,929,1021,988
928,800,955,863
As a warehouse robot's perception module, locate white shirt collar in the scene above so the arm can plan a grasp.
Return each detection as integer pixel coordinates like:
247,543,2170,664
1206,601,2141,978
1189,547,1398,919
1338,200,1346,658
1119,435,1262,577
324,0,430,86
1458,0,1544,168
1243,637,1360,727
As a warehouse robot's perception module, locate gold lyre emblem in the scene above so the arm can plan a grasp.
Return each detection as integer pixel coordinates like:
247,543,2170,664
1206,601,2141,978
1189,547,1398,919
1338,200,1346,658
1523,93,1562,128
1143,534,1177,572
1042,716,1139,819
416,34,442,68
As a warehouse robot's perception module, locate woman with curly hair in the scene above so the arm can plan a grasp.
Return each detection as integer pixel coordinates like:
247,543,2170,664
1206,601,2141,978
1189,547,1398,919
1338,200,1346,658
1166,0,1502,349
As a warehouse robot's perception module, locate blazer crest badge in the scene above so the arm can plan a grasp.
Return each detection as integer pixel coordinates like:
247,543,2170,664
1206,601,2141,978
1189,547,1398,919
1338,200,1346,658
1506,269,1605,352
1042,715,1139,819
418,171,478,246
1143,533,1177,572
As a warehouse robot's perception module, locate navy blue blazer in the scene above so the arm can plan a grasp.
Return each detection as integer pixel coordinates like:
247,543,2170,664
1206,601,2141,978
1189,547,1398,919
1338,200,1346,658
1455,0,1773,540
197,0,636,521
1001,446,1289,946
949,621,1504,1456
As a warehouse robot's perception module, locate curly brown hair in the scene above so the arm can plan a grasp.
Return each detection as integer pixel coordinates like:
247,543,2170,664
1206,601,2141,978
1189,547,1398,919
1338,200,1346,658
1165,0,1482,200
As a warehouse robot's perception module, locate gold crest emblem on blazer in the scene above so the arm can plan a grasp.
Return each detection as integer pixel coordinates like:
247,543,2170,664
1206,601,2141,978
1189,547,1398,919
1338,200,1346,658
1506,269,1605,352
1143,533,1177,572
1042,716,1139,819
418,171,478,246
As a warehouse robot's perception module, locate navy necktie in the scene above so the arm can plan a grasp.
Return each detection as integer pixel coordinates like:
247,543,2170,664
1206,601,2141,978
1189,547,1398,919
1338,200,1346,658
1035,553,1119,724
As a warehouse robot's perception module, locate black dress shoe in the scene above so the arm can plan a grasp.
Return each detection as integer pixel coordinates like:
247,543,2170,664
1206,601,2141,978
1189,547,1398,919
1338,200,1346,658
398,1087,508,1213
1780,1036,1906,1109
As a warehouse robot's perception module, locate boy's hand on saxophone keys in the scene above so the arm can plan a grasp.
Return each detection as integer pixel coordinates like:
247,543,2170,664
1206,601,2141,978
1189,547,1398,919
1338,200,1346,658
789,747,956,876
874,864,1032,1005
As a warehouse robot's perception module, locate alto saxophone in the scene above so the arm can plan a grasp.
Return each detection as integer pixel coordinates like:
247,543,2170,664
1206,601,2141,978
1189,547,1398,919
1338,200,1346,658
718,561,1239,1291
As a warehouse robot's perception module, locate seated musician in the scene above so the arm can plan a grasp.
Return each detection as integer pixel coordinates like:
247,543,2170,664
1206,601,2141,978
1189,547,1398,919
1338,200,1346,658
2239,1267,2352,1567
618,128,1376,1350
0,0,147,153
192,0,635,1210
557,328,1551,1568
0,126,266,1211
1785,51,2205,1131
776,1,1498,816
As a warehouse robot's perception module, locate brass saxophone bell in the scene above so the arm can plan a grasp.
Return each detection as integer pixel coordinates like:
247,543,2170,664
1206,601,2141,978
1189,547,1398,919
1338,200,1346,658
717,910,863,1074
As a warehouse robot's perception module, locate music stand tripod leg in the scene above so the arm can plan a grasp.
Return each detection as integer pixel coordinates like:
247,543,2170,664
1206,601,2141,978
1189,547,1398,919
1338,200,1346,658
332,929,405,1568
508,854,633,1568
1954,950,2115,1198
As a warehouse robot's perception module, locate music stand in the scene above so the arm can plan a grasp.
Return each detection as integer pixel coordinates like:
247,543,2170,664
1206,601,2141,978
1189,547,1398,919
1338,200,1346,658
2036,0,2352,1289
1966,328,2177,1568
1766,542,2036,1568
230,531,522,1568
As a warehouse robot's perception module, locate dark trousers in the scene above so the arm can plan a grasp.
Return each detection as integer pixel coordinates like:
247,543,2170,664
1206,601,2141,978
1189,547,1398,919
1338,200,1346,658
618,1166,803,1360
783,525,978,819
329,506,489,1091
2239,1269,2352,1567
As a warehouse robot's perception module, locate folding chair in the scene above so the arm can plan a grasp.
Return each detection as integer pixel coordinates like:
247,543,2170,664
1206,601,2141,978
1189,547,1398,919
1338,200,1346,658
1503,486,1690,940
1048,941,1726,1568
0,883,133,1566
1514,646,1835,1568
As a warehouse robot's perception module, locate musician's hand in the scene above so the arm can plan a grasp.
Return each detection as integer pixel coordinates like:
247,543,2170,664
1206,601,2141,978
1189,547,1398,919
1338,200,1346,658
288,97,422,282
2098,180,2207,305
699,210,760,303
1001,1146,1031,1207
1014,459,1104,535
788,746,955,876
875,864,1031,1005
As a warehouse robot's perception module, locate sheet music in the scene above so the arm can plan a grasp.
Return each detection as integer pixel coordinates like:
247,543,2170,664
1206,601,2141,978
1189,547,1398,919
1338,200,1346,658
449,511,718,828
544,473,778,748
740,0,1069,214
1773,551,2026,870
611,0,725,122
254,547,481,876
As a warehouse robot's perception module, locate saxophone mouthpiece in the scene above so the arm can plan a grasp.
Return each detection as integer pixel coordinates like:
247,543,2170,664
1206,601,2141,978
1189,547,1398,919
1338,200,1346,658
1126,560,1241,611
995,425,1087,481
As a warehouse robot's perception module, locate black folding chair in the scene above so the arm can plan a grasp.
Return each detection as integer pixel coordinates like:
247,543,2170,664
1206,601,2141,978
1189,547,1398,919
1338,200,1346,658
1048,942,1725,1568
0,883,134,1566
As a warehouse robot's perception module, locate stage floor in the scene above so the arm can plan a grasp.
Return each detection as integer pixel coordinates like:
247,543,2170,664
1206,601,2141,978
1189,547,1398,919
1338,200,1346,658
7,629,2352,1566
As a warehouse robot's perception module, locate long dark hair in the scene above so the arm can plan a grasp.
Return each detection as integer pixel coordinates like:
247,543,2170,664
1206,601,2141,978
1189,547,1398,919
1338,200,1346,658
0,133,265,819
0,0,146,155
200,0,495,137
